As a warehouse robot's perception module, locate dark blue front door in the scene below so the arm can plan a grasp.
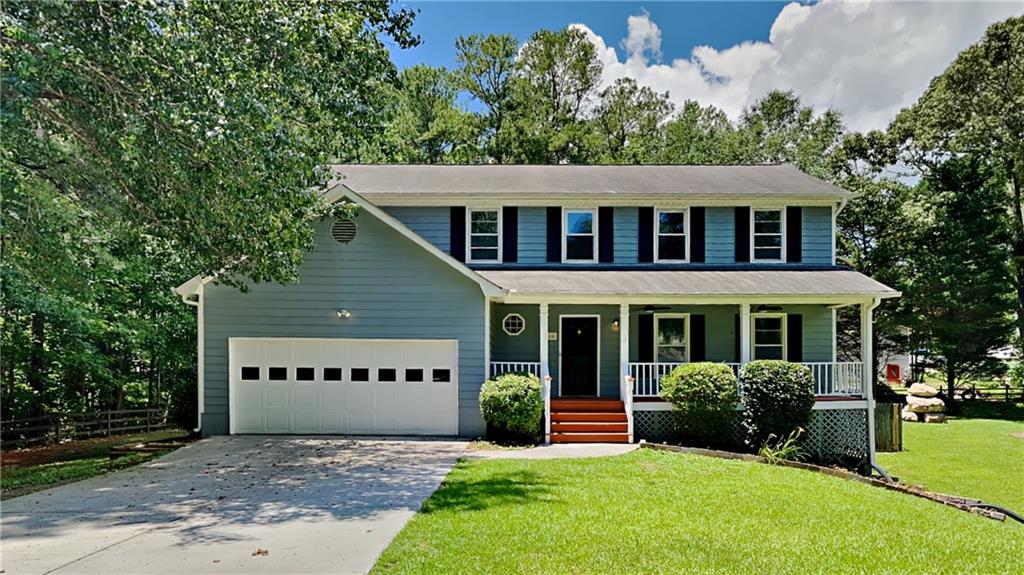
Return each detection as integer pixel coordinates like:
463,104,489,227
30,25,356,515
561,317,598,396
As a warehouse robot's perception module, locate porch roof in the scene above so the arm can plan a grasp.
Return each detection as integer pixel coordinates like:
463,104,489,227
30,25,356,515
478,269,898,300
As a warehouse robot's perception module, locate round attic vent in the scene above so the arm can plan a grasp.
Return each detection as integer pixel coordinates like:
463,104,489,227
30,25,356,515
331,218,357,244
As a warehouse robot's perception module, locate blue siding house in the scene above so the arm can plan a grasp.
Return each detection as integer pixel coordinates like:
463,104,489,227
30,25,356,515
175,165,898,464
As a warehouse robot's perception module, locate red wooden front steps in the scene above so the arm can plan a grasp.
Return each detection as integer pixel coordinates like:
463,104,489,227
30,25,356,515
550,398,629,443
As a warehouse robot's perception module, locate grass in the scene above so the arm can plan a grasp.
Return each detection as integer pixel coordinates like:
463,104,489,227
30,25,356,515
1,428,188,499
373,449,1023,574
1,451,166,499
877,401,1024,511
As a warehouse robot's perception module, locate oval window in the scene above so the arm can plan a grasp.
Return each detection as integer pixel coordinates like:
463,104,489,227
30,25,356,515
502,313,526,336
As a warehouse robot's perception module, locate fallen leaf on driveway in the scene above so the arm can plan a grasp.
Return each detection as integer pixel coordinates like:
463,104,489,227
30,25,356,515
252,548,269,557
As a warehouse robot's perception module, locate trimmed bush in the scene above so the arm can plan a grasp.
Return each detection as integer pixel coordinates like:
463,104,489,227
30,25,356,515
659,362,739,448
739,360,815,448
479,372,543,441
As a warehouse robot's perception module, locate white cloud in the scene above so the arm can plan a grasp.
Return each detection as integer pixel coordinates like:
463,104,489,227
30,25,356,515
573,0,1022,132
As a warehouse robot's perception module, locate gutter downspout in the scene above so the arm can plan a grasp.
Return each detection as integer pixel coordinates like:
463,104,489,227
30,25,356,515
175,285,204,434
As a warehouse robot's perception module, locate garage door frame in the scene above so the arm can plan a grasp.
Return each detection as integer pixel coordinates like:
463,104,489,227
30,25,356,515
227,337,459,435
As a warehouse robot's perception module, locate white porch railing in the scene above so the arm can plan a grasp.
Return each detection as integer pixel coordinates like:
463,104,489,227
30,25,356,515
490,361,542,378
627,361,864,398
621,371,634,442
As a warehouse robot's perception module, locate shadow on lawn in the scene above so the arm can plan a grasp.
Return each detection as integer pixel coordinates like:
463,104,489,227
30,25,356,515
957,401,1024,422
421,468,552,514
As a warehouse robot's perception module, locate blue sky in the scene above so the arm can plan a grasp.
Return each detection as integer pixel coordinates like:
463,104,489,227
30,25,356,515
391,1,790,71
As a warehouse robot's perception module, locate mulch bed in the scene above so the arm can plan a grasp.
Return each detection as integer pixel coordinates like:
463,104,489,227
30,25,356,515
2,429,190,468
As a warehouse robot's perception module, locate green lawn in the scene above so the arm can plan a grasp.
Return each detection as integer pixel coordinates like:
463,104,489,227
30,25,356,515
1,428,187,499
373,449,1022,574
877,402,1024,511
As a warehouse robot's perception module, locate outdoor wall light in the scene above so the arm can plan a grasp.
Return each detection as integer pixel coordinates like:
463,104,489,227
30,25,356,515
611,318,620,332
336,309,352,319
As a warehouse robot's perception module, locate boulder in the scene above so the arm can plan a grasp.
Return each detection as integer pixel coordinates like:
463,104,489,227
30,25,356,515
908,383,939,398
905,395,945,413
924,413,947,424
901,409,920,422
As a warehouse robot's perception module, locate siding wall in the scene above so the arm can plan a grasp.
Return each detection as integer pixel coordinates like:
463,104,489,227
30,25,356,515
202,211,486,437
490,304,541,362
380,204,835,266
385,206,451,254
801,206,833,264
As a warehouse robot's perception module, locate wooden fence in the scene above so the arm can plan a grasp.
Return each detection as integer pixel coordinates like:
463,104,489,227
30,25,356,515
874,402,903,452
1,409,171,447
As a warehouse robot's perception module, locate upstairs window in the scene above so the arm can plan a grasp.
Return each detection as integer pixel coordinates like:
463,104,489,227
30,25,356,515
752,314,786,360
564,209,596,262
468,209,500,262
655,209,688,262
752,208,785,262
655,314,689,363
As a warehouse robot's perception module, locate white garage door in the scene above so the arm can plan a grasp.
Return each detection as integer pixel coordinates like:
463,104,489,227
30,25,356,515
229,338,458,435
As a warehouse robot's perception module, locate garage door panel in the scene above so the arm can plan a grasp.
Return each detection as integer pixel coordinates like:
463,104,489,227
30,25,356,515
231,338,457,436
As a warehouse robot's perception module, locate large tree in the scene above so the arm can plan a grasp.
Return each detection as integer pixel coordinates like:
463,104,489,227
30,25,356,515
455,33,519,163
382,65,478,164
891,16,1024,344
897,157,1015,400
1,0,417,419
592,78,673,164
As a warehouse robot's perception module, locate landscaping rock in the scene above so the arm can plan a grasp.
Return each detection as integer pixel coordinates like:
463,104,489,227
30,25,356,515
901,409,920,422
905,395,945,413
924,413,946,424
908,383,939,397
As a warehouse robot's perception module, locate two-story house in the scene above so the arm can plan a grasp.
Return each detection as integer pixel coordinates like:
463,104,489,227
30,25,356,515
174,165,899,464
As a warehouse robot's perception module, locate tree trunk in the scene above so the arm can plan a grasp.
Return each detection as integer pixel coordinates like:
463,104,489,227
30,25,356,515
945,362,959,414
28,313,46,417
1008,164,1024,346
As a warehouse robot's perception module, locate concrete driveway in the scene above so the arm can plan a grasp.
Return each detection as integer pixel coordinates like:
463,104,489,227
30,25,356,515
1,436,466,574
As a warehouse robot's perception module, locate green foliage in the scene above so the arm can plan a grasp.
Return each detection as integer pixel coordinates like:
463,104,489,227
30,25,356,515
1,0,416,422
2,452,164,497
895,157,1015,397
479,373,543,440
758,428,807,464
892,16,1024,344
659,362,739,448
1009,363,1024,389
739,361,815,448
592,78,673,164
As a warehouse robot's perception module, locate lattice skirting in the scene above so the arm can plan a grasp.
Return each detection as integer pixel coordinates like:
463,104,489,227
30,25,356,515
633,408,869,467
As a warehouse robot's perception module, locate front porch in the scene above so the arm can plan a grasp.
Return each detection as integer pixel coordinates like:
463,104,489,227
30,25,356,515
488,300,878,444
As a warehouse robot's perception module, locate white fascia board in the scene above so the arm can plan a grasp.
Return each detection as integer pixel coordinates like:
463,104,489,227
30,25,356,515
324,184,505,298
498,292,899,306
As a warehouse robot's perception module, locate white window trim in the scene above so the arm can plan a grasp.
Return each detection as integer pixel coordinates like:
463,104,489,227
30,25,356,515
502,313,526,337
654,208,690,263
654,313,690,363
750,207,786,263
562,207,597,263
750,312,787,361
466,207,502,263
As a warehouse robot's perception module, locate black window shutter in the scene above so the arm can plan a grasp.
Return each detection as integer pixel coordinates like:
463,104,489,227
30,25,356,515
786,206,802,263
690,314,706,361
735,207,750,263
787,314,803,362
502,206,518,263
638,207,654,263
450,206,466,262
598,207,614,263
690,207,705,263
546,207,561,262
638,314,654,362
734,313,741,362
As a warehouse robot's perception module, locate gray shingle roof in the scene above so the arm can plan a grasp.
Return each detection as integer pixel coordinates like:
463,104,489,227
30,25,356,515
330,164,849,198
477,270,897,297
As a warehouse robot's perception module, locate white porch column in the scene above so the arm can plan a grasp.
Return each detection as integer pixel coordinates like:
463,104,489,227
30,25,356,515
539,303,550,443
619,303,633,442
862,299,878,466
739,303,751,364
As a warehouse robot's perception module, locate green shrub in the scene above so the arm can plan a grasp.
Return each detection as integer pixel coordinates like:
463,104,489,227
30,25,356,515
659,362,739,448
758,428,807,464
1009,362,1024,389
739,360,815,448
479,372,543,441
